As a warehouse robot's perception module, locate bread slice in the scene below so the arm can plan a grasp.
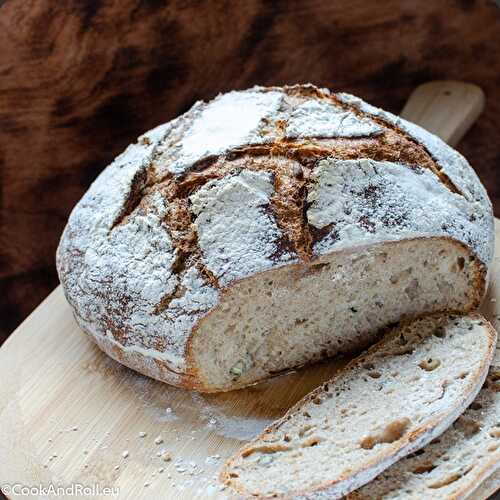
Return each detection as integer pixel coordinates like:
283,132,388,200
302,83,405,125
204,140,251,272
468,471,500,500
220,313,496,499
346,345,500,500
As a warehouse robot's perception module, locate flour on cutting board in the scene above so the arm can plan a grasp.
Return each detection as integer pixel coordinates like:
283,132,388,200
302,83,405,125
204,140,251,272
110,356,273,441
191,392,273,441
71,346,293,496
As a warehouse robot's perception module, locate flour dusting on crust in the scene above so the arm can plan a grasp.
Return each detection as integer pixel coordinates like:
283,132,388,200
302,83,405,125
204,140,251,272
308,158,490,263
285,99,382,139
337,93,494,265
155,90,284,177
190,170,296,287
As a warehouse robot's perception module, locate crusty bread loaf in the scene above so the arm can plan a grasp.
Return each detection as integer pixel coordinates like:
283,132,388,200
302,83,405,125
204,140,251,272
56,84,494,392
220,313,497,499
347,343,500,500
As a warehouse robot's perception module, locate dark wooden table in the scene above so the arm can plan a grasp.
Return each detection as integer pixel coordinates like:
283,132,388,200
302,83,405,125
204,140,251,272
0,0,499,345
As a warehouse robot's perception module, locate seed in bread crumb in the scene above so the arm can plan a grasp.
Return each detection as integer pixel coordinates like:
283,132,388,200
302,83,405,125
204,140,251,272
166,407,172,413
161,451,172,462
122,450,129,459
154,436,164,445
229,361,244,379
258,455,274,465
144,482,150,488
72,426,78,431
114,465,120,471
138,431,147,438
158,467,165,473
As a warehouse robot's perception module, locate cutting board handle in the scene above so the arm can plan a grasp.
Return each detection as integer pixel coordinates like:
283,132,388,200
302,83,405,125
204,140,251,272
400,81,485,146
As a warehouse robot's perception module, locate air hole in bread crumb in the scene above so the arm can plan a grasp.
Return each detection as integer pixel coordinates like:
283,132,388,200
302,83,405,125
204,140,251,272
408,449,426,458
470,402,482,410
457,372,469,380
433,327,446,338
311,262,330,272
301,436,323,447
456,257,465,270
229,472,239,478
488,373,500,391
360,418,410,450
418,358,441,371
428,474,462,489
363,363,375,370
489,428,500,439
312,396,322,405
412,463,436,474
456,417,480,437
368,371,382,379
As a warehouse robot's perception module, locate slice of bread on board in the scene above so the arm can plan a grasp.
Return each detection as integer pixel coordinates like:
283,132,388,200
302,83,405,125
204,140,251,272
221,313,496,499
347,343,500,500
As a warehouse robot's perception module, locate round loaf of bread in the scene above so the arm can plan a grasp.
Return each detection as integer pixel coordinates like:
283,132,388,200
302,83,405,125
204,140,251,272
56,84,494,392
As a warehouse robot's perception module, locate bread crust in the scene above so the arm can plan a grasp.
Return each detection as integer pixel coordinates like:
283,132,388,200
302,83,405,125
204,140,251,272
220,313,497,499
56,84,494,392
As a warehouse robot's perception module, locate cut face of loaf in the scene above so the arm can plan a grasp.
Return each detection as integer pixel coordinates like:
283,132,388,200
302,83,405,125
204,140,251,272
221,314,497,499
56,84,494,392
347,345,500,500
189,238,484,390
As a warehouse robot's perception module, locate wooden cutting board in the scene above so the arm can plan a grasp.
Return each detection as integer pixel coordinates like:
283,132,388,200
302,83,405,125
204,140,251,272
0,82,497,500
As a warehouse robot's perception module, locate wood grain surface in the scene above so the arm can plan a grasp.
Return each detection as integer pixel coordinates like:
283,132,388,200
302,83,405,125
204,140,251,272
0,0,499,345
0,221,498,500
